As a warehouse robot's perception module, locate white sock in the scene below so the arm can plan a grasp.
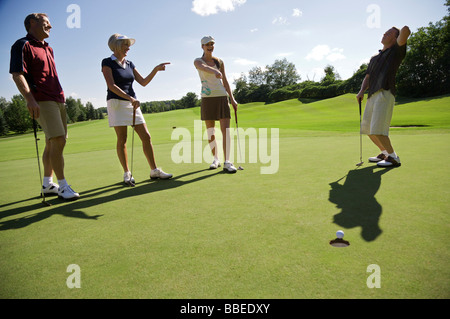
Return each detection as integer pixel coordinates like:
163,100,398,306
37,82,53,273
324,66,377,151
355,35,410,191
389,152,398,158
43,176,52,187
58,179,68,188
382,150,389,157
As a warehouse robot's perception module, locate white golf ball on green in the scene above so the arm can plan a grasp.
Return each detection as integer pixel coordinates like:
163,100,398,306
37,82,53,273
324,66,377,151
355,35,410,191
336,230,345,239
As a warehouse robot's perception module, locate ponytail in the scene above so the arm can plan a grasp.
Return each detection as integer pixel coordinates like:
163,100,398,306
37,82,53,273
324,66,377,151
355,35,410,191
202,54,222,70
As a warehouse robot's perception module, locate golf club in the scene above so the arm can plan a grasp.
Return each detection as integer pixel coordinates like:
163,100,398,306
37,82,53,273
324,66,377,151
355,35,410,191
32,117,51,207
129,108,136,187
234,107,244,170
356,99,364,167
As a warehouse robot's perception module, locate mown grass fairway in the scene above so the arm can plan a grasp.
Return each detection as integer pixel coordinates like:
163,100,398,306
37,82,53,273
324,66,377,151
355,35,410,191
0,94,449,298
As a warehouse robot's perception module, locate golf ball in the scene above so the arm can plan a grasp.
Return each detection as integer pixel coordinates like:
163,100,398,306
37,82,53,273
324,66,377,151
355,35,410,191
336,230,345,239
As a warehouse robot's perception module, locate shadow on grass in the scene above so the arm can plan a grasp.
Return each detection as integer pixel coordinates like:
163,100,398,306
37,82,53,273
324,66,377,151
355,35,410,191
0,169,222,231
329,165,392,242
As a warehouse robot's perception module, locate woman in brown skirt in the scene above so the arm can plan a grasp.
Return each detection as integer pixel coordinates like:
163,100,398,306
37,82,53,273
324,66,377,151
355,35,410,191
194,36,238,173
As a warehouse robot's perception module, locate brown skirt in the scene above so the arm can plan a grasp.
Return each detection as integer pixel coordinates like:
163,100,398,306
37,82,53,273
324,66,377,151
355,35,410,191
201,96,231,121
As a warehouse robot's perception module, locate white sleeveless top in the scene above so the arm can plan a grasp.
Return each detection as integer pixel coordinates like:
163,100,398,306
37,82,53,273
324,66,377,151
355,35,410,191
195,58,228,98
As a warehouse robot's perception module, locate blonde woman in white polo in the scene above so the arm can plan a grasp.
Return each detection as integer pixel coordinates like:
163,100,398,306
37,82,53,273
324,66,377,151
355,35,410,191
194,36,238,173
102,34,172,184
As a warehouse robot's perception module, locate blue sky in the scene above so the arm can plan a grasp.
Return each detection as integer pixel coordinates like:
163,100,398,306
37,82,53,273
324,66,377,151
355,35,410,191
0,0,446,108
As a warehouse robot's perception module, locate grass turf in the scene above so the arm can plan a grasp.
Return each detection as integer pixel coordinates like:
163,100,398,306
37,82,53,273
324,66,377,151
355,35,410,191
0,94,449,298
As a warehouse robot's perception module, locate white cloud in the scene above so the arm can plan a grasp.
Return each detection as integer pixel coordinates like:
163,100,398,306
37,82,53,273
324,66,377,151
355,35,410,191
272,9,302,26
276,52,294,58
359,58,370,65
305,45,346,62
326,48,346,62
250,28,258,33
305,68,325,81
229,72,244,82
292,8,303,17
192,0,246,16
234,58,258,66
305,45,331,61
272,16,288,25
281,29,311,38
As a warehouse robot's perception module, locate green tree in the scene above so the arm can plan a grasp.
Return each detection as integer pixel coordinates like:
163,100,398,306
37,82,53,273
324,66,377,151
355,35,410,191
4,95,31,133
0,97,9,135
86,102,96,120
321,65,341,86
140,102,149,113
341,63,368,94
179,92,199,109
265,58,301,90
234,59,301,103
96,109,104,119
397,2,450,97
248,66,266,86
77,101,87,122
65,96,80,123
233,73,251,104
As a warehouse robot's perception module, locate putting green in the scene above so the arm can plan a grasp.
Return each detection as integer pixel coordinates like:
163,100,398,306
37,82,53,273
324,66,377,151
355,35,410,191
0,94,448,298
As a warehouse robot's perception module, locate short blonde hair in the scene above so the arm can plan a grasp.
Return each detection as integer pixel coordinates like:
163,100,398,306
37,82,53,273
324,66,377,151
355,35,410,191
108,33,134,52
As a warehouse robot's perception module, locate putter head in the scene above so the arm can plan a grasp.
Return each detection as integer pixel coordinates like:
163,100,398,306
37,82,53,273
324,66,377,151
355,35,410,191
356,161,364,167
42,200,52,207
39,193,52,206
238,166,244,170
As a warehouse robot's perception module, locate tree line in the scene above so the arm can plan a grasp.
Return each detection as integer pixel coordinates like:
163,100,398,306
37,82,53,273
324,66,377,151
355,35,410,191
0,92,200,136
233,61,367,103
139,92,200,114
0,95,105,136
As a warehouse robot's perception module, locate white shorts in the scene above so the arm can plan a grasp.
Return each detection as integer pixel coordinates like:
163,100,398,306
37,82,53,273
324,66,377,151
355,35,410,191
107,99,146,127
360,90,395,136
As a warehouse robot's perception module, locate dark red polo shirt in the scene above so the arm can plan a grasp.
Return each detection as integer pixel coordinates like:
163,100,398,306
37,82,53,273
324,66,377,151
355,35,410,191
9,34,65,103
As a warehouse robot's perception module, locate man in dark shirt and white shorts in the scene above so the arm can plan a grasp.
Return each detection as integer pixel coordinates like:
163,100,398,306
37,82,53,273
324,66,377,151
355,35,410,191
357,26,411,167
10,13,79,200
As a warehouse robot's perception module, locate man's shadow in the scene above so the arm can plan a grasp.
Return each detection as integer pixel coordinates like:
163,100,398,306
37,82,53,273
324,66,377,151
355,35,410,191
0,169,221,231
328,166,391,242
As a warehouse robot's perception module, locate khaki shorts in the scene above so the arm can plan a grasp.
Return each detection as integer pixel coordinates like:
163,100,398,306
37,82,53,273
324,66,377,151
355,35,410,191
360,90,395,136
36,101,68,139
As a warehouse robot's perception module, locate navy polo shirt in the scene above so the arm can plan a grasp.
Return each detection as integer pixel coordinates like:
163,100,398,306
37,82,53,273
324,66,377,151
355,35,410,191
101,56,136,101
9,34,65,103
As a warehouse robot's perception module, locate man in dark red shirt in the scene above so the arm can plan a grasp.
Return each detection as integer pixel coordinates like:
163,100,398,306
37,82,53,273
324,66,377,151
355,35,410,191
10,13,79,200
